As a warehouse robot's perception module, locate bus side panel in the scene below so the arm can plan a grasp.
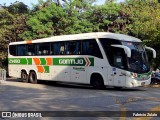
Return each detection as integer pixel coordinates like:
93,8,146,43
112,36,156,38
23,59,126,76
70,66,87,83
8,65,21,78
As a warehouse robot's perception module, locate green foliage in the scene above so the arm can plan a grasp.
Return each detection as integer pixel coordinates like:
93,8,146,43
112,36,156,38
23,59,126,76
20,0,96,40
0,8,13,58
88,1,123,32
7,2,28,14
0,1,29,59
122,0,160,68
0,58,8,69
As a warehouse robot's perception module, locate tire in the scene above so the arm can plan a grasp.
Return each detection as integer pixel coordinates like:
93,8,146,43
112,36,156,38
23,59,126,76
21,71,28,83
29,71,37,84
91,74,105,89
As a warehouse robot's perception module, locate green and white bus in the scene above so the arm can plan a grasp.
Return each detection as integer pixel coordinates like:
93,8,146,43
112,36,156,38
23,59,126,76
8,32,156,89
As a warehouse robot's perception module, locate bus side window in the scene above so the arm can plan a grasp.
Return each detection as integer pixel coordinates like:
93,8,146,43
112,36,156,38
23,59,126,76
60,42,65,55
65,42,70,54
17,45,26,56
36,43,50,55
113,51,123,68
66,41,81,55
110,47,126,69
52,42,61,55
74,41,81,55
9,45,17,56
27,44,35,56
82,39,103,58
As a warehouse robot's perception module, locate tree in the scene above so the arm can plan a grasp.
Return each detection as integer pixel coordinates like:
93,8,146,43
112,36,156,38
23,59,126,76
0,8,13,58
20,0,96,40
0,2,29,59
121,0,160,68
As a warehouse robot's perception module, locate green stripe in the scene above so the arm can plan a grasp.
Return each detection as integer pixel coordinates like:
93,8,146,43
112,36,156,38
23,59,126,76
9,58,32,65
8,57,94,74
40,58,46,65
44,66,49,73
9,57,94,66
89,58,94,66
27,58,32,65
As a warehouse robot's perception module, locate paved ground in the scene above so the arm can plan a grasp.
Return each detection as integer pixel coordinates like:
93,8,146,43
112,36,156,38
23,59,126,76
0,78,159,120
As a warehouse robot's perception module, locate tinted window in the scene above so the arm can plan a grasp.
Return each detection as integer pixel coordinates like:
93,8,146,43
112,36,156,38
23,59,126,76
27,44,36,56
51,42,61,55
82,39,103,58
66,41,82,55
36,43,50,55
9,39,102,58
9,45,16,56
17,45,26,56
100,38,127,69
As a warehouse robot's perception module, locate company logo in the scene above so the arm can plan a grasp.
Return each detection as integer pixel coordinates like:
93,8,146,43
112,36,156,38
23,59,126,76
59,59,83,65
53,57,94,66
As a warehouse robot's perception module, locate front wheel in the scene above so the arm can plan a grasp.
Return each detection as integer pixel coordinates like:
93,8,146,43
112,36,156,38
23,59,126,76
29,71,37,84
91,75,105,89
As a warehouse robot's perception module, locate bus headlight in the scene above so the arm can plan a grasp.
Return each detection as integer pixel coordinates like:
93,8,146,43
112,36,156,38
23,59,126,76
131,73,137,78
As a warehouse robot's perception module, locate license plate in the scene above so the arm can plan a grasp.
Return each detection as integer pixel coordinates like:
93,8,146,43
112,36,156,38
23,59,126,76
141,82,145,86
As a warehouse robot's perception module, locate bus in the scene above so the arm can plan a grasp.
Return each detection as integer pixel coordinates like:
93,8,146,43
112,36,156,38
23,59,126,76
8,32,156,89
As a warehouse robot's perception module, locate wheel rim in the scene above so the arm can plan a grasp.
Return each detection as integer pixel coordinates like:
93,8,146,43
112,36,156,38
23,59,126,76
22,72,27,80
23,74,26,79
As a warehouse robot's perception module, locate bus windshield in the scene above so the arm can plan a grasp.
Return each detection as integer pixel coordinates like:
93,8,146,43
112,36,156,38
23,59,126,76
100,38,150,73
122,42,150,73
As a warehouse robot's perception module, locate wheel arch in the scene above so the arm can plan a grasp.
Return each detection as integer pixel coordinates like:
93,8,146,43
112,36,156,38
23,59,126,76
90,72,105,84
21,69,28,75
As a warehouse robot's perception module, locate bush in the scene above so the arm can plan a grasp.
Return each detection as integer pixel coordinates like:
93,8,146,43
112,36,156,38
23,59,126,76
0,58,8,69
0,58,9,77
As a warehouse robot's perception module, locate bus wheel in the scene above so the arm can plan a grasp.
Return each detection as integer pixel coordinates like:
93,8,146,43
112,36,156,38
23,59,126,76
29,71,37,84
91,74,105,89
21,71,28,83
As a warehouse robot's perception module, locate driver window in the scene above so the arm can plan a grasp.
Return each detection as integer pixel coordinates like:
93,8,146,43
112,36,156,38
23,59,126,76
110,47,126,69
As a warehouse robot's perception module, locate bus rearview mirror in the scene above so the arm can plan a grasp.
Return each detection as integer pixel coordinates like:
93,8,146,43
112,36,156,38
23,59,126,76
145,46,156,58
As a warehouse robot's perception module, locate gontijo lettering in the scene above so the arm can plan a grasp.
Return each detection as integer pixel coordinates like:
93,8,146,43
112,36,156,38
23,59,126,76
59,59,83,65
53,58,94,66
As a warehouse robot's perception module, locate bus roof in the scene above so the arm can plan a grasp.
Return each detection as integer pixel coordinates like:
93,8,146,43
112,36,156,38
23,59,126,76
9,32,141,45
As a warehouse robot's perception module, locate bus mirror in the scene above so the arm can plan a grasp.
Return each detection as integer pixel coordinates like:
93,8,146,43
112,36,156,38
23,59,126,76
111,45,131,58
145,46,156,58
